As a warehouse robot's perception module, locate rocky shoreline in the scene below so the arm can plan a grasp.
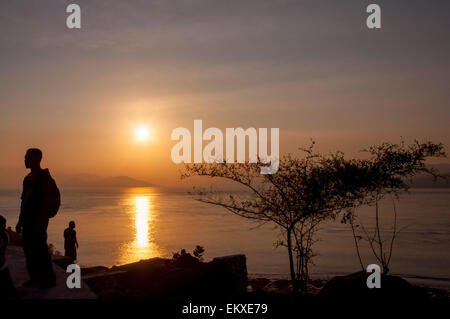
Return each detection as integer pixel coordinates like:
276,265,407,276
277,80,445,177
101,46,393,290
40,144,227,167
6,228,448,302
53,253,448,303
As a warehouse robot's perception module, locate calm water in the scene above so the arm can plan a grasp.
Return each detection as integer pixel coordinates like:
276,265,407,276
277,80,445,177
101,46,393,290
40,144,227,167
0,188,449,283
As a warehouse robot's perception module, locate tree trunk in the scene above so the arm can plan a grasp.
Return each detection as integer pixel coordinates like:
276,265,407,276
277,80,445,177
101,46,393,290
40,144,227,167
286,227,298,294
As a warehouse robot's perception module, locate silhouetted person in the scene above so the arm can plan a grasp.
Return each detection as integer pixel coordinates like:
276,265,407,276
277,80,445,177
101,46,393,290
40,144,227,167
64,221,78,261
0,215,15,298
16,148,57,289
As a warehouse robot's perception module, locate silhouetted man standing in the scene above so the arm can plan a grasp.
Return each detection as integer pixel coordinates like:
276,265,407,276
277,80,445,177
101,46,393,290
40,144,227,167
64,221,78,262
16,148,57,289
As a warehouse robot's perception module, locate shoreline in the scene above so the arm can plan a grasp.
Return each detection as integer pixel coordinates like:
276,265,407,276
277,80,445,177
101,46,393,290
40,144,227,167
5,242,449,301
74,254,449,300
6,227,450,298
247,273,450,294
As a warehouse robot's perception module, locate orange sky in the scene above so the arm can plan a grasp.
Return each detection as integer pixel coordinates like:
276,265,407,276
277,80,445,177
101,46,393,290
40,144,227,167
1,1,449,188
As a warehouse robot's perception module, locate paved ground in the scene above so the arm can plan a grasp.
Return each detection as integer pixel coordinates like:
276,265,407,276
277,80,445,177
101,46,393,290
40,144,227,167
6,245,97,299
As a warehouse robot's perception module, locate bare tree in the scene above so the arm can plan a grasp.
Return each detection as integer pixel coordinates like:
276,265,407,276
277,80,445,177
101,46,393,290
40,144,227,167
181,141,445,294
289,214,322,293
343,141,447,274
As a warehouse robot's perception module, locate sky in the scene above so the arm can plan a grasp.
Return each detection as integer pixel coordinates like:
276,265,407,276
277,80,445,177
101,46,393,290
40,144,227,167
1,0,449,188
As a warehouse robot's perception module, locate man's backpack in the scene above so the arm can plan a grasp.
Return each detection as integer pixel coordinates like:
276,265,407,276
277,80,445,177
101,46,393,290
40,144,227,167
47,176,61,218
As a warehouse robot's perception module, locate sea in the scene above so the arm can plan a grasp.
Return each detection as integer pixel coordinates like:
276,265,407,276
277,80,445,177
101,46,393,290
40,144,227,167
1,187,449,290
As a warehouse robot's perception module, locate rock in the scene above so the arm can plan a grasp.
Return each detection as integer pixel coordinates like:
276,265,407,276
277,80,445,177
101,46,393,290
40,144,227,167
212,254,248,294
262,279,292,294
83,270,128,297
6,245,97,299
147,254,247,298
83,254,249,299
81,266,109,276
248,278,271,291
52,256,74,270
112,257,171,272
149,266,211,297
173,253,202,268
318,271,429,302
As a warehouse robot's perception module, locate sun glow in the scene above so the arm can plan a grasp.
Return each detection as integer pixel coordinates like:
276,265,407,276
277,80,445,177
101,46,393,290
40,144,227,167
134,126,150,142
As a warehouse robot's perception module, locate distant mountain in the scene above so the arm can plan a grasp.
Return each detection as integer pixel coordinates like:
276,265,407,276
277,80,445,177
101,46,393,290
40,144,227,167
57,174,153,188
96,176,153,188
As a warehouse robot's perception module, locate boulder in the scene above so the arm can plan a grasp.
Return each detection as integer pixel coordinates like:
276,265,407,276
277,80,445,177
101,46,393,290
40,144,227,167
141,254,247,298
81,266,109,276
318,271,429,302
83,254,248,299
212,254,248,294
52,255,74,269
248,278,271,291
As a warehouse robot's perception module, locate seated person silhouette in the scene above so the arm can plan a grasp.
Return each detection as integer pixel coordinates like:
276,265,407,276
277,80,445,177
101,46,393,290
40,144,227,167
64,221,78,262
0,215,15,298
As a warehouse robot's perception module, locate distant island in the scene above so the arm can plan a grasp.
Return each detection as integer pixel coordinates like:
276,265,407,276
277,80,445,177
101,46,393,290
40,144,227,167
57,174,154,188
53,164,450,190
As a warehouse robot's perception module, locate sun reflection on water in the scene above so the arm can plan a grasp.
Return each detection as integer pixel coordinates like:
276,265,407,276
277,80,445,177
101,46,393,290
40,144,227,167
135,196,150,247
119,188,160,264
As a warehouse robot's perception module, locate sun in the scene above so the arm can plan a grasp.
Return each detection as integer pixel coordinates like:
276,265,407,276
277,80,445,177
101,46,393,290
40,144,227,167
134,126,150,142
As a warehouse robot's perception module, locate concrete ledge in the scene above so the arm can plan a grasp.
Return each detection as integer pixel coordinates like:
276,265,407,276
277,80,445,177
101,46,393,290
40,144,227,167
6,246,97,299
